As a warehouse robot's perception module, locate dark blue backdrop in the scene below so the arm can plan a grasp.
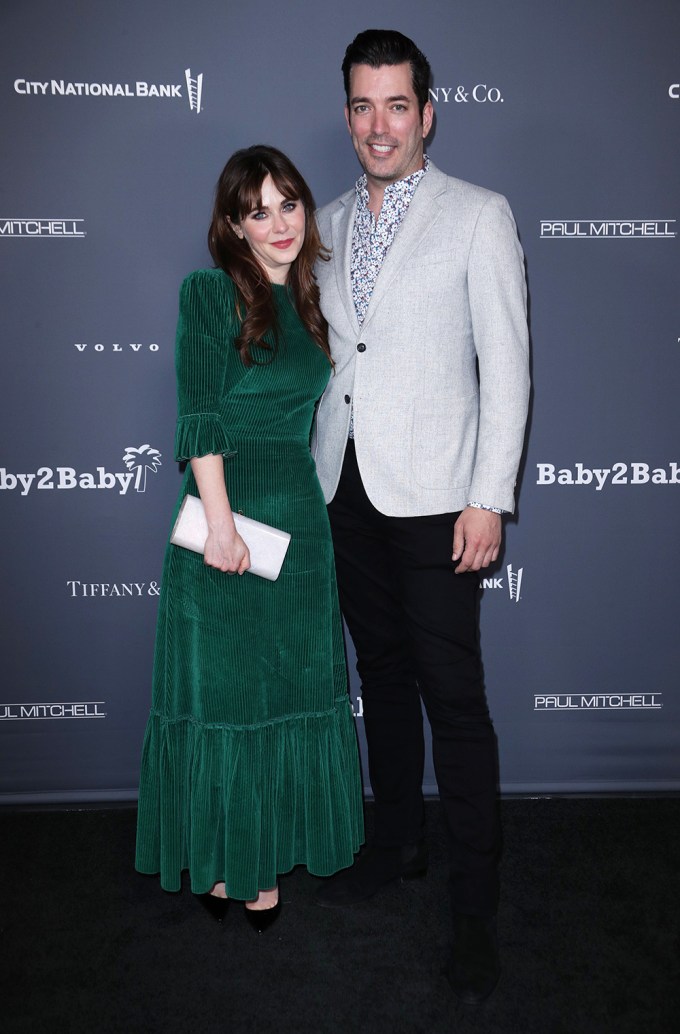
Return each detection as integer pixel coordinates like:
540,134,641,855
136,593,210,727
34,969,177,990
1,0,678,802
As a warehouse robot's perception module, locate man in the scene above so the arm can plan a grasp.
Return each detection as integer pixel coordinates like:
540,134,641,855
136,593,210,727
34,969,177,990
312,29,530,1005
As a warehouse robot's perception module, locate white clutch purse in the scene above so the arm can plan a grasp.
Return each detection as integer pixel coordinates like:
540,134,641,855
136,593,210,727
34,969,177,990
170,493,291,581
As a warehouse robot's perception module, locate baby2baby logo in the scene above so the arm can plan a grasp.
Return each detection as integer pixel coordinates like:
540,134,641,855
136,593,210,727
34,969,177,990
0,444,162,496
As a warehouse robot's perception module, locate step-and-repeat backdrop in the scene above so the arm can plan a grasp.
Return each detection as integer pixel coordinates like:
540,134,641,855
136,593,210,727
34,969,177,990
2,0,678,803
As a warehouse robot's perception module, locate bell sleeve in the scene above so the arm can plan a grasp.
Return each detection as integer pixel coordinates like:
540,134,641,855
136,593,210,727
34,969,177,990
173,271,238,462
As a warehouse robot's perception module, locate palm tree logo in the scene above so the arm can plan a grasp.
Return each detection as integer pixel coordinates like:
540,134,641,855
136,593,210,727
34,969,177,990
123,444,162,492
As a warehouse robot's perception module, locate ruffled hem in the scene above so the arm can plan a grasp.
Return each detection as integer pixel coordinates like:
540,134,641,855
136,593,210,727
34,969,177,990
135,696,364,898
174,412,236,462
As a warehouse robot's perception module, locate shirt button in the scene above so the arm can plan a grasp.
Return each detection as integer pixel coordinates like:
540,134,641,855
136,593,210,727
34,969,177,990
357,343,366,353
344,395,351,404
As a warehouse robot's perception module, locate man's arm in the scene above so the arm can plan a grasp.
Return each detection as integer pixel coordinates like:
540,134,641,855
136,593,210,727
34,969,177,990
451,192,530,571
466,193,530,513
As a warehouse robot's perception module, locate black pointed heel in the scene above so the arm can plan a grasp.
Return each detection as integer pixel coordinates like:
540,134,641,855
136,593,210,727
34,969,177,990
244,897,282,935
197,893,230,923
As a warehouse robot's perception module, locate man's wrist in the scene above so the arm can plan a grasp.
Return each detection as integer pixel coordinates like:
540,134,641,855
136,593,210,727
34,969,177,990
467,501,506,515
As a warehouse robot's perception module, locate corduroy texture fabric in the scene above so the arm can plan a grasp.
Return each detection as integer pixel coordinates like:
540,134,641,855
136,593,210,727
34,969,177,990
135,270,364,899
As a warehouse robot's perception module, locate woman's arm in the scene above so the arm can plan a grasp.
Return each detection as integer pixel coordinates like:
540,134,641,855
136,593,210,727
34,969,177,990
174,272,238,463
174,271,249,574
190,454,250,574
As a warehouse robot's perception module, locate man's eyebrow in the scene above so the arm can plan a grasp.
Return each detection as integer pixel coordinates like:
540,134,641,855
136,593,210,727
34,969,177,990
349,94,412,105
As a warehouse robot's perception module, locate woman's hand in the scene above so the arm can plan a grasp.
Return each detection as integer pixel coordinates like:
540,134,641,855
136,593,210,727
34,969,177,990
189,455,250,575
204,523,251,575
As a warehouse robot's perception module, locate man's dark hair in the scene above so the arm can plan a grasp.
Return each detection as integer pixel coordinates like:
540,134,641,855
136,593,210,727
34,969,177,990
341,29,432,115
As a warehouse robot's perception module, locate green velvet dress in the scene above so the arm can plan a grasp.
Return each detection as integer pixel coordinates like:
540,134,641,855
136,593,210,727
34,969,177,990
135,269,364,898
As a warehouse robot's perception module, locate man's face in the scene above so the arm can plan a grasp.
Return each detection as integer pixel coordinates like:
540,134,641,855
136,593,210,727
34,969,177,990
345,62,433,187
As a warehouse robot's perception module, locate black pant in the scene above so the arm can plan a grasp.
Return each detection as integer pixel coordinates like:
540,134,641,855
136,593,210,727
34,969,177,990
328,440,500,916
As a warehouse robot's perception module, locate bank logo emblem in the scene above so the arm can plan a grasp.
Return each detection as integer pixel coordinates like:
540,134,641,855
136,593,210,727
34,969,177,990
507,564,523,602
185,69,203,113
13,70,205,112
123,444,162,492
480,563,524,602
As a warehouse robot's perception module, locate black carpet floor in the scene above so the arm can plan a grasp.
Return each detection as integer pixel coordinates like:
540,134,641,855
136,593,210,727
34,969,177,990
1,798,678,1034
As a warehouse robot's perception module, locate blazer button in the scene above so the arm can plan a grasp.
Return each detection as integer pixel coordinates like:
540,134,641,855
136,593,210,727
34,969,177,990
344,395,351,404
357,342,366,352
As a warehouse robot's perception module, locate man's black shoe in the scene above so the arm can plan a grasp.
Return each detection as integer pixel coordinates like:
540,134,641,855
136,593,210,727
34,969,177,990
445,913,500,1005
316,842,428,907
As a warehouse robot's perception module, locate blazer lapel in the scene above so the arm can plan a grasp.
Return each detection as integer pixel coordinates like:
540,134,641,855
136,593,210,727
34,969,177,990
360,163,448,333
329,191,360,334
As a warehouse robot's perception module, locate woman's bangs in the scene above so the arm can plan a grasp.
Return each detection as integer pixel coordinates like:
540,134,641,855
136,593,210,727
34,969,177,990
234,166,267,221
230,155,308,221
269,167,303,206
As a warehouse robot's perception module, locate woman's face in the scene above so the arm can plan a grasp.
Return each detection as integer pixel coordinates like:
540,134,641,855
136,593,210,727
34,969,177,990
230,174,306,284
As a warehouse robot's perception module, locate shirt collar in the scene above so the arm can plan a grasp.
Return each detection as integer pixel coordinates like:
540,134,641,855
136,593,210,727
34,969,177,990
355,154,430,212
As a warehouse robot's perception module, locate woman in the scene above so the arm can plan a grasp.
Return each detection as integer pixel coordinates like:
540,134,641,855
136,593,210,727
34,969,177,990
135,145,364,931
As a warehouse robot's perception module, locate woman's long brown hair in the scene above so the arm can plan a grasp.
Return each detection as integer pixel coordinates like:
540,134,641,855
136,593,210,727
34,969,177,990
208,145,330,366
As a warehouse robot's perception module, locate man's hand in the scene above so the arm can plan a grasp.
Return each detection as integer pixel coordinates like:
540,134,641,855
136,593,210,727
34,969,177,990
452,507,502,573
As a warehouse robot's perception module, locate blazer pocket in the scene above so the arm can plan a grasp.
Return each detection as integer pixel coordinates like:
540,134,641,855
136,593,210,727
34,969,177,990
411,395,478,490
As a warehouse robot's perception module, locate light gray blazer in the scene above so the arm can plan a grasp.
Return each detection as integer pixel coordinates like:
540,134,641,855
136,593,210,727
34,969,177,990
311,161,530,516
